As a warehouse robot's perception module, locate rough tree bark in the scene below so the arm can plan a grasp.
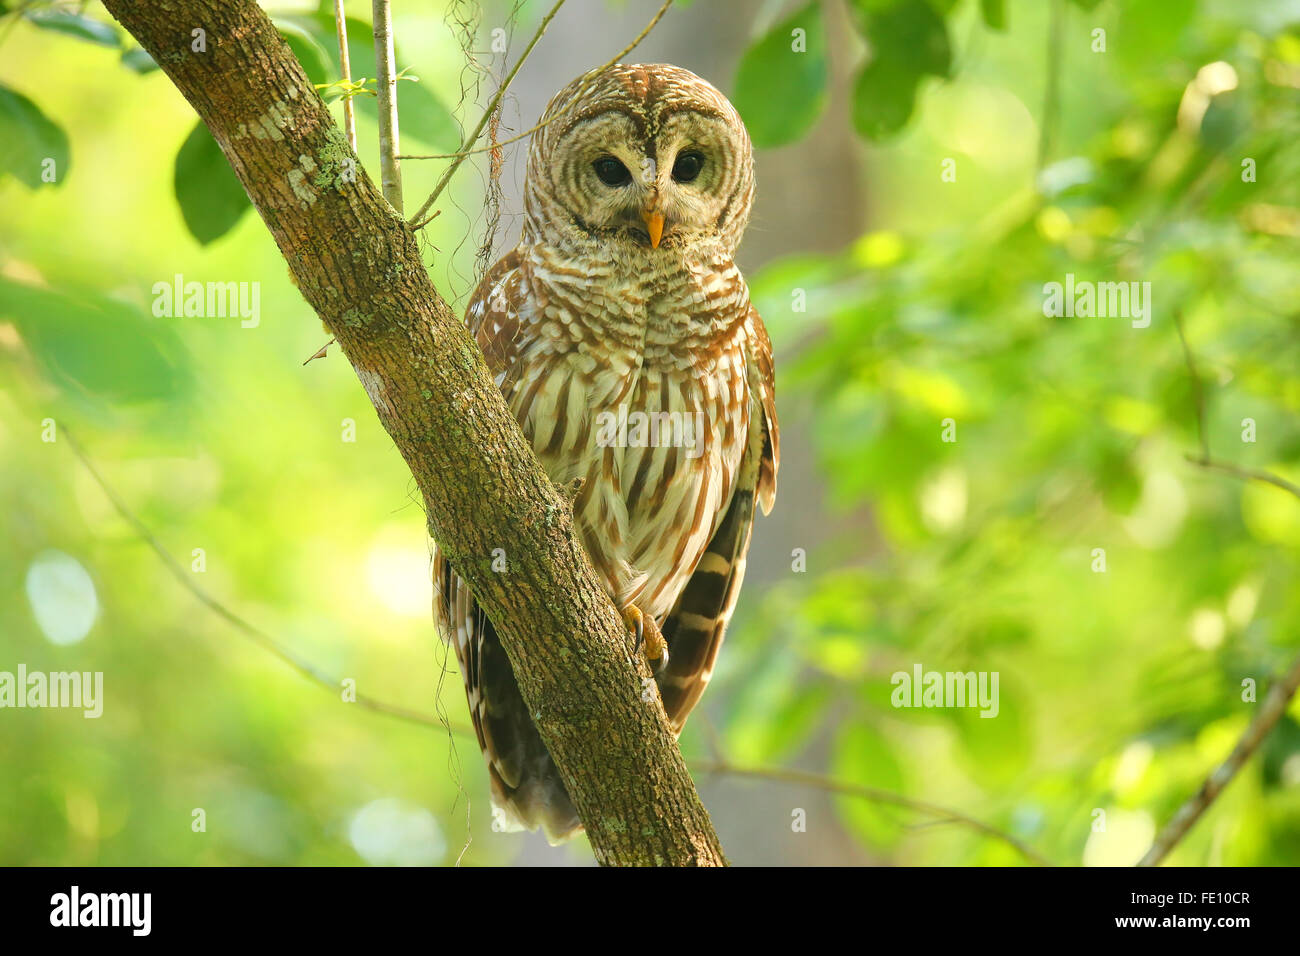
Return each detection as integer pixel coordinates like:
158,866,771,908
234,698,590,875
101,0,726,866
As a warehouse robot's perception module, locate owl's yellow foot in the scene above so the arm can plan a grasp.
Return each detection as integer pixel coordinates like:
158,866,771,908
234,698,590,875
623,604,669,676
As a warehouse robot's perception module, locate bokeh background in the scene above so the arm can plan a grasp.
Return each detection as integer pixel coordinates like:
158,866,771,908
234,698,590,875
2,0,1299,866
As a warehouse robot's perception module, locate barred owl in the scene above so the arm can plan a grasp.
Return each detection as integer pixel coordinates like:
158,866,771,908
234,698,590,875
433,63,779,843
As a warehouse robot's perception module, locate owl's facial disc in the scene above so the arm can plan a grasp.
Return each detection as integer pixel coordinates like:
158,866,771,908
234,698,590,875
550,107,748,253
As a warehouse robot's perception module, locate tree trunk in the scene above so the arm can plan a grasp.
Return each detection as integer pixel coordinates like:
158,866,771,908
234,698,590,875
101,0,726,867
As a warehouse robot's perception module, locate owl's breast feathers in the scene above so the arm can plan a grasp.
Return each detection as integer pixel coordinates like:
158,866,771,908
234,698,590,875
434,239,778,840
468,243,762,614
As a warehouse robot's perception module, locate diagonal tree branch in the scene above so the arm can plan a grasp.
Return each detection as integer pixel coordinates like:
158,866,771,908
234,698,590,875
1138,308,1300,865
1138,651,1300,866
62,419,1053,865
101,0,723,867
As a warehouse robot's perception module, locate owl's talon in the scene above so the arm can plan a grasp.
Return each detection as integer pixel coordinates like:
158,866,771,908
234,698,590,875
626,605,644,650
623,605,669,676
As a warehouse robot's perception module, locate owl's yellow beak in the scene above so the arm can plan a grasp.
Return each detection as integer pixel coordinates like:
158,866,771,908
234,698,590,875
640,207,666,249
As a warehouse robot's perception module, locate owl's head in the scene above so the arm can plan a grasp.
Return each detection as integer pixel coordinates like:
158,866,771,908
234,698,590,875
522,64,754,257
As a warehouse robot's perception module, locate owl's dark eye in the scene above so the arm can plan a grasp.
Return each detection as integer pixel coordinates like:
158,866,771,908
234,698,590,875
592,156,632,186
671,150,704,183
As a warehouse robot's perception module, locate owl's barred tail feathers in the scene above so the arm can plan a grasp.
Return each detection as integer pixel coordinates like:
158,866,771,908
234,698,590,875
434,551,583,844
657,485,757,733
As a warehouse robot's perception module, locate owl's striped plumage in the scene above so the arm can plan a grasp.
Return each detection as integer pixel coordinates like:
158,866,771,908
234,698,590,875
434,63,778,843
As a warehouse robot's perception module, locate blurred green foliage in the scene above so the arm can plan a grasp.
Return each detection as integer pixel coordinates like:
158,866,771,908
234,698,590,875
728,0,1300,865
1,0,1298,866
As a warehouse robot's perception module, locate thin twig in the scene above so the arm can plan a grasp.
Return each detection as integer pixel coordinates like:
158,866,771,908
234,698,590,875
60,425,464,734
406,0,567,229
372,0,402,211
1139,652,1300,866
694,760,1054,866
405,0,673,229
408,208,441,233
332,0,356,152
1188,455,1300,499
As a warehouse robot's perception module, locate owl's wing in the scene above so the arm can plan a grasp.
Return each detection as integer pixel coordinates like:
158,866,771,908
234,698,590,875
657,305,779,732
750,304,780,515
432,251,580,843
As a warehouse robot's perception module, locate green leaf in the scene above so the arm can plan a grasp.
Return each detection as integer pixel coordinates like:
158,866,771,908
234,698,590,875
851,60,920,140
0,84,70,188
980,0,1007,30
23,9,120,47
856,0,951,78
0,278,191,406
275,21,331,87
848,0,951,141
732,2,829,148
120,47,160,74
173,122,251,245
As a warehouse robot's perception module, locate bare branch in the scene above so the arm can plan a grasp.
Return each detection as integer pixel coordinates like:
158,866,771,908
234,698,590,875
1142,302,1300,865
372,0,402,211
333,0,356,152
64,412,1054,867
1139,652,1300,866
57,429,1050,867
